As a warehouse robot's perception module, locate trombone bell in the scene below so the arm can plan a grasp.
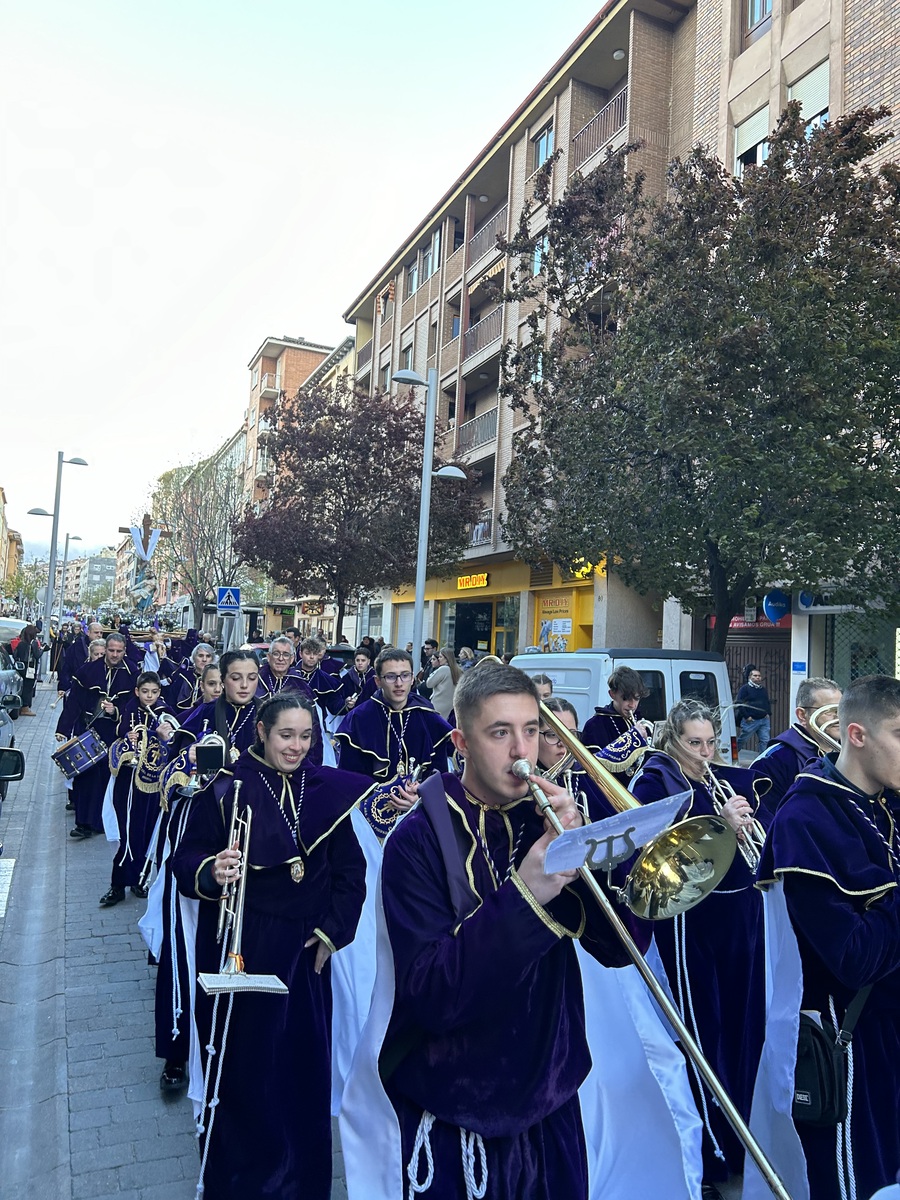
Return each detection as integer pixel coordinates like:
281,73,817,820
624,815,735,920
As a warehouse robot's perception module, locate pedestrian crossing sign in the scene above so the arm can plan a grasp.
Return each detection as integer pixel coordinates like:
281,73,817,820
216,587,241,613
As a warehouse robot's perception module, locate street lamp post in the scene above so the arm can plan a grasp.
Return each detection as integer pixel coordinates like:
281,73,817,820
57,534,82,625
28,451,88,640
392,369,467,662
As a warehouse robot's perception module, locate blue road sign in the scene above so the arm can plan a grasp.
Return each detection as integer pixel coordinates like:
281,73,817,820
216,586,241,614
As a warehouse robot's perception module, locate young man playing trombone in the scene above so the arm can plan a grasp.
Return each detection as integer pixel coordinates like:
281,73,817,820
340,662,649,1200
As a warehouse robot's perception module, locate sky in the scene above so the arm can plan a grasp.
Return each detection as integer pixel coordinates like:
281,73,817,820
1,0,602,562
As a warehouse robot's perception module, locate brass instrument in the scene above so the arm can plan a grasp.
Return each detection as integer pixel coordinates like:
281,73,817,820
704,764,767,873
198,781,288,996
513,733,791,1200
808,702,841,752
539,701,736,920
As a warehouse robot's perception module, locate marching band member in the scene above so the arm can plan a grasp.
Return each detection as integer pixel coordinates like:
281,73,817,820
753,675,842,822
335,647,453,839
340,664,648,1200
172,693,368,1200
582,665,652,781
296,636,345,722
630,700,769,1198
255,635,313,700
99,671,175,908
339,646,377,714
169,642,217,712
58,632,137,840
165,650,259,765
749,675,900,1200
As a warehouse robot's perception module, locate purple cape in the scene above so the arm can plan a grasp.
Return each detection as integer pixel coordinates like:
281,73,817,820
171,754,367,1200
753,724,823,822
255,663,314,702
758,758,900,1200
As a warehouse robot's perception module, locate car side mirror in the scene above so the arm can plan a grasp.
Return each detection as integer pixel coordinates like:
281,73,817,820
0,747,25,781
1,694,21,710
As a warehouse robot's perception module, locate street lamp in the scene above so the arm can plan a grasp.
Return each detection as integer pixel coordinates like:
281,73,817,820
56,534,82,624
392,368,467,660
28,451,89,638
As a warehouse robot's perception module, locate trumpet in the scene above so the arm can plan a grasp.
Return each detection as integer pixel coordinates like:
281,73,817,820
198,780,288,996
624,709,654,741
704,765,767,873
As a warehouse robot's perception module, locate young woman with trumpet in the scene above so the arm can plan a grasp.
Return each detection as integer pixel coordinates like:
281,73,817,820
629,699,771,1197
172,692,368,1200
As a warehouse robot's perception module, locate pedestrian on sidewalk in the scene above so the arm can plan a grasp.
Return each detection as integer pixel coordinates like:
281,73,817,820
735,664,772,753
11,624,41,715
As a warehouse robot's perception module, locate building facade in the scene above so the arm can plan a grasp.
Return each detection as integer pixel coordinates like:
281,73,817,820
343,0,897,666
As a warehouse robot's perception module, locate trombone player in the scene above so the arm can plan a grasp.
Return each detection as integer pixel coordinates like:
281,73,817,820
753,676,842,821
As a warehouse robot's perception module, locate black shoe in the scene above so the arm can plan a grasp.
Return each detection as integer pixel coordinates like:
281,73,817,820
99,887,126,907
69,825,92,839
65,800,75,811
160,1062,188,1093
702,1185,725,1200
130,885,148,899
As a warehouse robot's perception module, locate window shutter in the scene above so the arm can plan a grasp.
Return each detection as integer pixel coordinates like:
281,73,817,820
789,61,829,117
735,105,770,157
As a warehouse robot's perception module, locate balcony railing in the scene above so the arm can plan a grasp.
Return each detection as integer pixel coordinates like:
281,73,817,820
260,372,280,400
572,87,629,170
463,306,502,360
468,205,508,265
356,338,373,371
469,508,493,547
457,406,498,454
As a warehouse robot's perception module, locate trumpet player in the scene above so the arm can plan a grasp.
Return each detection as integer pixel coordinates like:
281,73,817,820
582,665,653,780
172,693,368,1200
629,699,771,1199
753,675,842,821
335,647,453,839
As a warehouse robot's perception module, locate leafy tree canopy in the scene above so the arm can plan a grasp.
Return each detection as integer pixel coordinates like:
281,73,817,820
233,379,481,638
500,105,900,651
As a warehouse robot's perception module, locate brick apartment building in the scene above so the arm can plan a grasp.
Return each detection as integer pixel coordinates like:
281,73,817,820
343,0,898,661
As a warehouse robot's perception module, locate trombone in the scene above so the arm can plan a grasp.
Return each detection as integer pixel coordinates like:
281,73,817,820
525,702,791,1200
198,780,288,996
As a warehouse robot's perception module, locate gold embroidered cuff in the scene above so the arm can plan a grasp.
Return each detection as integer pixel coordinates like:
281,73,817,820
313,927,337,954
194,856,218,899
511,870,576,939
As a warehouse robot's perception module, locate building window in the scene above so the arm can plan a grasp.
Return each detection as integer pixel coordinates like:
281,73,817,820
380,363,391,392
789,60,829,133
428,320,438,358
406,259,419,297
532,124,554,172
734,106,770,176
533,232,549,276
743,0,772,46
451,314,461,340
251,367,259,387
401,344,413,371
421,243,433,281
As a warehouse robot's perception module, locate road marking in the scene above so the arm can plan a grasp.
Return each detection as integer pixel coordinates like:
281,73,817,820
0,859,15,918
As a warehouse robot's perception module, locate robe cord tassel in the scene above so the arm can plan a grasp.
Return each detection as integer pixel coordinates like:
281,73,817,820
831,997,857,1200
675,912,725,1161
460,1127,487,1200
406,1110,435,1197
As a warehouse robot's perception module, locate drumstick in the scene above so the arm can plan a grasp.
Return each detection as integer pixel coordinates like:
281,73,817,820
51,695,63,709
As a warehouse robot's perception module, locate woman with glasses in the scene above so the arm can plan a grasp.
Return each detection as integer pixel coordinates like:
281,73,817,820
423,646,461,721
629,700,770,1199
171,642,218,712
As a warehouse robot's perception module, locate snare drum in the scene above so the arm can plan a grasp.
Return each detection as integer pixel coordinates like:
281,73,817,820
52,729,109,780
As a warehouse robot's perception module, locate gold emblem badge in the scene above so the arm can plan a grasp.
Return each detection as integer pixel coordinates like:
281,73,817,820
290,861,305,883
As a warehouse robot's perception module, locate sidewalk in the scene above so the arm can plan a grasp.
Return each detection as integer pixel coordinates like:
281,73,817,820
0,681,348,1200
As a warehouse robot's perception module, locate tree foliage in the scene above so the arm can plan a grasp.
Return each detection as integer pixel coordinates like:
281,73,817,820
232,379,481,637
151,449,248,627
501,106,900,651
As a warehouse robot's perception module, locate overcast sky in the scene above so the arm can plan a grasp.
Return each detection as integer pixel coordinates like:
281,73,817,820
1,0,601,560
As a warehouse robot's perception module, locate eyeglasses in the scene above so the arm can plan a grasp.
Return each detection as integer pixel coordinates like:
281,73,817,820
270,651,293,660
539,729,581,744
381,672,413,684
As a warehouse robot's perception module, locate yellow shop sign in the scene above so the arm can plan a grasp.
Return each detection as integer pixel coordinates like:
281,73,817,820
457,572,489,590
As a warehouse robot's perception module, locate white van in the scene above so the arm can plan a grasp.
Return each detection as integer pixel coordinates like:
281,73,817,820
509,648,739,764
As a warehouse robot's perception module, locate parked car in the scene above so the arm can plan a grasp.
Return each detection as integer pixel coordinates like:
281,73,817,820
0,642,23,809
509,648,739,763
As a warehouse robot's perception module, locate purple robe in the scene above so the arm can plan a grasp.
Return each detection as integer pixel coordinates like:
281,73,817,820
107,698,174,888
581,702,649,779
339,665,376,713
59,657,137,832
757,758,900,1200
630,750,767,1179
380,772,648,1199
57,633,91,693
753,724,823,822
335,692,453,838
255,663,314,702
172,752,367,1200
297,664,344,716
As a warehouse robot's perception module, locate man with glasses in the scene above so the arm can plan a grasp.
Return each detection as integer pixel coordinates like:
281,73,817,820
335,647,453,839
256,635,313,701
753,675,842,821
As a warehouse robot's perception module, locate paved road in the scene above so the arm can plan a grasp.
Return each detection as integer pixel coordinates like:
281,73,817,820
0,681,348,1200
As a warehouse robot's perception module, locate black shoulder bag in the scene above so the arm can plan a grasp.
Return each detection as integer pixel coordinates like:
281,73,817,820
793,986,871,1126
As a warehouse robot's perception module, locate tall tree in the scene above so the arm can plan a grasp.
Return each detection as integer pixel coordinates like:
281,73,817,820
151,445,248,628
233,379,481,638
501,106,900,652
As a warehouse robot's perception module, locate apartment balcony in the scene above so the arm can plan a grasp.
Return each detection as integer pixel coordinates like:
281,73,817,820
260,372,281,400
463,307,502,361
457,406,498,455
469,508,494,548
356,338,373,373
257,418,274,443
572,87,629,171
468,205,507,266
